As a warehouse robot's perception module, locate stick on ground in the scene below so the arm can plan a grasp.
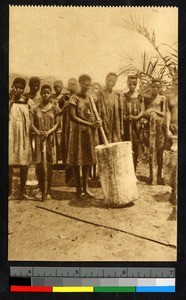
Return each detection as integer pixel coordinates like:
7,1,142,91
36,205,176,249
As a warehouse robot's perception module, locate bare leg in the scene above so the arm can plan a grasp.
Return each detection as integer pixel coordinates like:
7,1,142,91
149,112,157,185
20,166,28,198
89,165,93,181
47,164,53,194
82,165,94,197
93,164,96,180
73,166,82,198
149,156,157,185
65,166,74,184
157,149,164,185
133,143,139,172
35,164,44,193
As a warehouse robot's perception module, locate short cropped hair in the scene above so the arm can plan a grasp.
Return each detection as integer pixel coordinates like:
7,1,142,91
92,82,102,89
68,78,78,84
41,84,52,92
106,72,118,79
29,76,41,87
127,75,137,81
78,74,92,84
13,77,26,89
54,80,63,87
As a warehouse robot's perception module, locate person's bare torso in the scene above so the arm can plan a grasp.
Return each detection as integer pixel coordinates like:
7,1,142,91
168,93,178,125
146,94,166,112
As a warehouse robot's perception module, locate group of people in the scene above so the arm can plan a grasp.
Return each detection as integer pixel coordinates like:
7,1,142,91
9,72,178,201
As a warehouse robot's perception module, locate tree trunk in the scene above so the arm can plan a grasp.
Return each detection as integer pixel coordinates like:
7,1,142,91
96,141,138,207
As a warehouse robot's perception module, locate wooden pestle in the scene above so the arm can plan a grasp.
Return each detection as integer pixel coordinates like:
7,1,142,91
89,96,109,146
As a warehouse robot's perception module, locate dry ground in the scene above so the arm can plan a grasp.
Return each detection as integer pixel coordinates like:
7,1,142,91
8,172,177,261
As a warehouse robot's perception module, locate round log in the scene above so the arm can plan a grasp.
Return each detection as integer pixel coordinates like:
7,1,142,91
95,141,138,207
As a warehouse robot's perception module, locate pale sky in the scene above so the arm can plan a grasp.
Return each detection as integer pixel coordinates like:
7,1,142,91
9,6,178,89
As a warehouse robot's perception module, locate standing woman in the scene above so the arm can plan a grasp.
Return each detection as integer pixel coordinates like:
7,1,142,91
99,73,123,143
9,77,32,199
59,78,78,165
123,75,145,171
30,84,60,200
67,74,102,199
59,78,78,185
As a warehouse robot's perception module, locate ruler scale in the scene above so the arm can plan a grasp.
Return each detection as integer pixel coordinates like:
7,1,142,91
10,267,175,293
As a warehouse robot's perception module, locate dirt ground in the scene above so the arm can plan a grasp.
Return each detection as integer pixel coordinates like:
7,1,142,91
8,162,177,262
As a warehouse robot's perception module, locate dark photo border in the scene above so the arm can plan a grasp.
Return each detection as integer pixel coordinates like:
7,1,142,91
0,1,185,299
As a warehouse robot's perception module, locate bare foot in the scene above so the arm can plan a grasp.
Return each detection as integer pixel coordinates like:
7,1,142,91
157,176,164,185
46,194,52,200
83,189,95,198
167,207,177,221
35,191,42,200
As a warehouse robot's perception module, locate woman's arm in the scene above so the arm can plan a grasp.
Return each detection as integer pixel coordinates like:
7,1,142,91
165,98,172,136
136,97,145,119
129,97,145,120
30,112,40,136
151,109,165,117
152,98,166,117
143,108,164,117
47,116,60,135
69,105,100,128
151,97,166,117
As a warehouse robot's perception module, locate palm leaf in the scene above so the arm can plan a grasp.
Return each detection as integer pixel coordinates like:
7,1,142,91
148,58,159,76
120,14,177,79
161,43,178,53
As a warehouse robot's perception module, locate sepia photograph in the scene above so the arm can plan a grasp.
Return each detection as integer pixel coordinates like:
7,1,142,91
8,6,178,261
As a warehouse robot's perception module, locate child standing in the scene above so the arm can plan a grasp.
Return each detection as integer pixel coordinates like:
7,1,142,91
143,79,166,184
67,74,102,199
25,76,41,107
30,84,60,200
123,75,145,171
9,77,32,199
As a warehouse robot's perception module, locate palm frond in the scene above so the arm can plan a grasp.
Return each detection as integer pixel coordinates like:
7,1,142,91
120,14,178,79
142,51,146,73
161,43,178,53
